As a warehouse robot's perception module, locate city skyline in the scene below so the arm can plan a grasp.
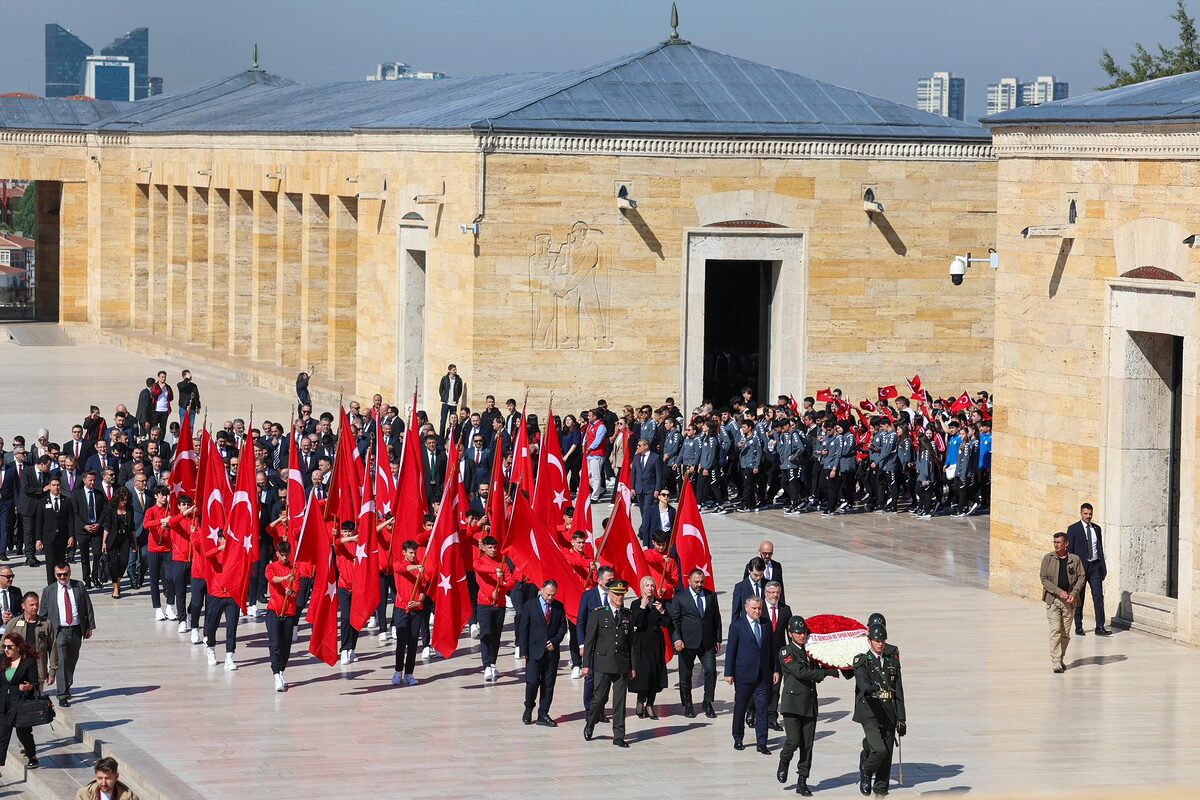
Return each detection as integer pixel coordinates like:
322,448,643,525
0,0,1184,121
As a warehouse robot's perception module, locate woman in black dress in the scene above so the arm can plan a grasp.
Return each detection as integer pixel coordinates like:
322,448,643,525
101,487,135,598
0,632,39,774
629,575,672,720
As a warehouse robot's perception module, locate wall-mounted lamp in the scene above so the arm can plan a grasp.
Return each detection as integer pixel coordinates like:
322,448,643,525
949,248,999,286
863,188,884,214
265,171,284,180
196,168,212,177
89,155,99,164
1022,198,1077,239
617,184,637,210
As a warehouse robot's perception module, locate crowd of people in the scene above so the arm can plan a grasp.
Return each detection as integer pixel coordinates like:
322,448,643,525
0,365,997,795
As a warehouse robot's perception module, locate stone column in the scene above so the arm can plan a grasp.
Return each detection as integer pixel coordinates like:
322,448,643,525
56,181,89,323
147,186,168,336
88,167,132,329
207,189,230,351
130,184,150,331
33,182,62,322
251,191,278,363
300,194,330,374
328,196,358,385
187,187,210,344
166,186,188,338
276,192,303,368
228,190,253,357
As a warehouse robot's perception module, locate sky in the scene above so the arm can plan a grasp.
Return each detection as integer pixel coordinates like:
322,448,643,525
0,0,1186,121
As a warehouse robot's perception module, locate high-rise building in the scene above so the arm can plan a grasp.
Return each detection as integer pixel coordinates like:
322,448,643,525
986,75,1070,116
101,28,150,100
44,24,93,98
367,62,448,81
916,71,966,121
148,77,164,96
83,55,135,101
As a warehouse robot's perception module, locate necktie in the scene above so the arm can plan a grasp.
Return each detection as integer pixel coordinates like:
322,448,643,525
64,587,74,625
544,603,552,624
696,591,704,616
602,591,609,607
475,452,481,464
87,491,95,522
54,497,59,513
752,619,761,645
754,582,760,598
771,606,777,629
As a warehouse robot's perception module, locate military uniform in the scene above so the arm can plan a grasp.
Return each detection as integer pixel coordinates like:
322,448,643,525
583,585,635,746
778,624,837,793
852,635,906,797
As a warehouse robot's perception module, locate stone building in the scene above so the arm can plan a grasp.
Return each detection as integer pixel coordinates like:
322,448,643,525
0,33,996,413
986,72,1200,644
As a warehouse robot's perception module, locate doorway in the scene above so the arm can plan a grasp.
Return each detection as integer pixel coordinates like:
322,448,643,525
397,223,428,403
702,259,773,406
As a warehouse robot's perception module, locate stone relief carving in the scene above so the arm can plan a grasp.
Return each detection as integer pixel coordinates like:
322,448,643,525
529,222,613,350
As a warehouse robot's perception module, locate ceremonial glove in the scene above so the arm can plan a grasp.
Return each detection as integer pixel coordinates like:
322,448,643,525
897,721,907,737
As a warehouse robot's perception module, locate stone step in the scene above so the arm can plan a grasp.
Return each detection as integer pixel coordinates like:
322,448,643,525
4,715,110,800
1120,591,1178,635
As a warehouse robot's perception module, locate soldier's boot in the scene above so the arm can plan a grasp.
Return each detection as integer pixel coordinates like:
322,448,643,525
776,754,791,784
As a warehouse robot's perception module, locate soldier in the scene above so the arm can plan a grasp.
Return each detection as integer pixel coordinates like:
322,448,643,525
777,616,839,796
582,578,635,748
853,624,906,797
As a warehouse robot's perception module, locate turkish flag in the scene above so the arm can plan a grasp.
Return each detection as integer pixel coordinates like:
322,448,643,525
880,406,897,423
532,410,570,535
168,409,197,512
302,503,338,666
859,399,876,413
219,428,259,611
673,479,715,592
877,385,898,401
486,442,508,551
933,431,946,455
616,425,633,516
374,412,397,523
349,427,381,629
596,493,653,592
816,389,834,403
834,398,852,420
911,389,931,404
506,490,584,624
510,399,534,498
292,492,324,570
574,453,595,547
906,374,923,397
286,423,307,540
950,391,973,414
390,396,428,570
197,431,232,568
324,406,362,526
420,454,471,659
789,394,799,416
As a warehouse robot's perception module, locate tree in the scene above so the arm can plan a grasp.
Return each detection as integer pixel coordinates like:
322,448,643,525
1101,0,1200,88
10,181,35,238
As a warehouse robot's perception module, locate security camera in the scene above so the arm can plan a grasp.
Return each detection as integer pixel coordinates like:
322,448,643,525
459,222,479,236
1185,234,1198,248
949,256,967,286
863,189,884,214
617,184,637,210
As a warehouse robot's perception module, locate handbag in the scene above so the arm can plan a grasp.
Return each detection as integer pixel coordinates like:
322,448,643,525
97,554,111,585
14,695,56,727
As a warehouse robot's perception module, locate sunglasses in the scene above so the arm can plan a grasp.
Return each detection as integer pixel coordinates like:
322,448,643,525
1,644,14,650
55,573,70,578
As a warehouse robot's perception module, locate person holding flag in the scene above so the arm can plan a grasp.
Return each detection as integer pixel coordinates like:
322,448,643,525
202,531,242,672
474,535,515,682
265,538,300,691
334,521,361,664
391,539,426,686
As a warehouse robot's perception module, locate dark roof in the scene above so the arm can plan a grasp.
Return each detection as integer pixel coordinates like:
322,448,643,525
984,69,1200,126
0,97,132,129
3,40,989,141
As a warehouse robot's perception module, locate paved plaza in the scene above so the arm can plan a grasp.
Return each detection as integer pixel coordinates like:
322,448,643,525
1,331,1198,798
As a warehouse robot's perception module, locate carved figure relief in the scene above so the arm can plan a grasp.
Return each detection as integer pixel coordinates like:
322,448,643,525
529,222,613,350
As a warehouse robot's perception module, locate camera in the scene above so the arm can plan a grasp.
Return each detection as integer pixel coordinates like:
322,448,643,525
949,256,967,286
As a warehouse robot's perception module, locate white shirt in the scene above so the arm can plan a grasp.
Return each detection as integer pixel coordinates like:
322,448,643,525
1083,520,1098,562
58,582,77,626
659,506,670,531
100,791,113,800
155,384,170,412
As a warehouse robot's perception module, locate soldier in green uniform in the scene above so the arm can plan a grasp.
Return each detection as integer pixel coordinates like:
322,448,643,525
852,624,906,797
777,616,840,796
582,579,635,748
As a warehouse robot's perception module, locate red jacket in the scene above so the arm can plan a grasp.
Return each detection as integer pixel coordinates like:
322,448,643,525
144,504,172,553
168,513,194,563
393,558,426,612
473,553,515,607
150,381,174,413
643,548,678,600
266,561,300,617
562,544,597,588
334,534,356,591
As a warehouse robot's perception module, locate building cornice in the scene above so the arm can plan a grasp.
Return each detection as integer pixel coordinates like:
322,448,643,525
0,130,90,146
991,124,1200,160
477,133,994,161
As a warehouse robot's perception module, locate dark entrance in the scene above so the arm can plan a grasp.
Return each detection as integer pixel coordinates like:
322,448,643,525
703,259,772,406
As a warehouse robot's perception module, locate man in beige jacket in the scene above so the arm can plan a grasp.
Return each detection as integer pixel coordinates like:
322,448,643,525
74,756,139,800
1040,532,1086,673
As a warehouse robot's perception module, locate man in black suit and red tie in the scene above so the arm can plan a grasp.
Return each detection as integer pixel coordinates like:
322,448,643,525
1067,502,1111,636
518,579,568,727
64,424,93,467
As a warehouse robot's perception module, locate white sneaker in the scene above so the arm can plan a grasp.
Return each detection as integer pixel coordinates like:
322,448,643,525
405,674,417,686
484,666,494,682
225,653,238,671
349,650,357,663
514,646,521,660
470,623,481,639
571,666,582,679
378,632,388,646
389,625,396,641
190,628,201,645
292,628,299,643
154,608,166,621
206,647,218,666
177,621,188,634
340,650,350,665
392,671,404,686
490,666,501,680
165,607,178,621
274,673,285,692
421,646,431,661
246,603,257,620
367,616,379,631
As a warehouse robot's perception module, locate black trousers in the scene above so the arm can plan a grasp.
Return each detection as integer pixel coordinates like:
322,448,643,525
169,561,192,620
780,713,817,778
204,595,240,653
477,605,505,667
861,723,896,792
1075,561,1107,631
678,646,717,708
42,537,69,585
587,670,629,739
265,610,297,673
524,652,561,717
696,469,724,507
732,680,768,746
875,468,898,509
78,532,102,583
738,468,759,509
188,575,208,630
147,551,174,608
392,608,421,674
0,719,34,766
568,623,582,667
338,588,359,652
840,469,857,507
376,573,395,628
19,513,36,559
820,471,839,511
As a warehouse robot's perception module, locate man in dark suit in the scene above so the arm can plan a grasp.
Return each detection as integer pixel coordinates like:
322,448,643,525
40,561,96,706
84,439,116,477
670,568,722,719
421,436,447,501
0,457,17,556
576,567,614,716
724,596,779,754
36,476,76,585
19,453,53,567
72,471,107,588
63,424,93,467
732,557,766,622
1067,502,1110,636
0,566,21,634
464,435,491,493
762,580,791,731
582,579,634,748
744,539,785,601
128,473,151,589
631,438,665,547
518,579,568,727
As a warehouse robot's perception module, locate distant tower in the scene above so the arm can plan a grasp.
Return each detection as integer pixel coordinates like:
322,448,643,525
101,27,150,100
916,71,966,121
44,23,93,98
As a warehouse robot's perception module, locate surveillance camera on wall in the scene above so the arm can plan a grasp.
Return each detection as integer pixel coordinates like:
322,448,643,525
1185,234,1198,248
863,188,884,214
617,184,637,210
949,256,967,286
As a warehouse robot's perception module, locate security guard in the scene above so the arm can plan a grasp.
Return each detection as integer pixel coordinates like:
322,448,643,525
852,624,906,797
778,616,839,796
582,578,635,748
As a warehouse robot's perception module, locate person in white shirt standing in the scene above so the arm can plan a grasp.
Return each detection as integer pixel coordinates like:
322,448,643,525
1066,502,1111,636
38,562,95,707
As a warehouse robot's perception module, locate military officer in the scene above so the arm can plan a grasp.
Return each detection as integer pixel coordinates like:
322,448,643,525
852,624,906,797
778,616,840,796
582,578,635,748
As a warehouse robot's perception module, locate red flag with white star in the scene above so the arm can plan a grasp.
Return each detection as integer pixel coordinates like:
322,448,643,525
286,423,307,540
349,427,381,629
390,395,428,571
324,405,361,526
302,497,338,666
532,409,570,536
218,427,259,612
673,479,715,592
197,430,232,567
506,489,585,624
950,391,973,414
420,446,471,659
168,409,197,512
596,493,653,592
486,441,508,551
574,453,595,547
510,399,534,498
